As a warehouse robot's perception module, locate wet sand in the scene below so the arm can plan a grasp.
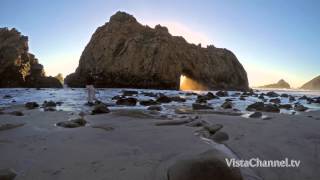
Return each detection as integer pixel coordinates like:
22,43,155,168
0,108,320,180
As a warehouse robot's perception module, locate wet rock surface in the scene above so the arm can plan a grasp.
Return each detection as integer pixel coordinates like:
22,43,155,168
91,104,110,114
56,118,87,128
0,168,17,180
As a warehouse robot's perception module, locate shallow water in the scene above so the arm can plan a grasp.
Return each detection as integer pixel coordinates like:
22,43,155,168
0,88,319,115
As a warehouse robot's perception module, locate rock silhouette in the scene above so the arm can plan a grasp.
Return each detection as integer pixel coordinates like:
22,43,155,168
65,11,248,90
301,75,320,90
0,28,62,88
259,79,290,89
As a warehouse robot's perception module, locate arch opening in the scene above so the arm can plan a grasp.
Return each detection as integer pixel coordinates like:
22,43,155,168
179,75,207,91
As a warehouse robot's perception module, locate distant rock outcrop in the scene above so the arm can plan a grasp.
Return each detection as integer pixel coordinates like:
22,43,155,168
65,11,249,90
259,79,290,89
0,28,62,88
301,75,320,90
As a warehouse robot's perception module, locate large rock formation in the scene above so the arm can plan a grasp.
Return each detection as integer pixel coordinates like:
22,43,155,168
65,11,249,90
301,75,320,90
259,79,291,89
0,28,62,88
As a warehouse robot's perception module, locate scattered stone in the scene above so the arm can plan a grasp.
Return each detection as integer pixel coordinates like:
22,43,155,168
203,124,223,134
269,98,281,104
0,123,25,131
196,97,207,103
246,102,265,111
167,150,243,180
289,96,296,102
147,105,162,111
56,118,87,128
266,91,279,97
139,99,158,106
279,104,292,110
43,100,57,107
9,111,24,116
192,103,213,110
3,95,12,99
171,96,186,102
216,90,229,97
112,95,124,100
92,104,110,114
263,104,280,113
258,94,265,99
140,91,158,97
116,97,137,106
44,107,56,111
249,112,262,118
294,104,308,112
211,131,229,142
221,101,233,109
239,96,246,100
122,90,138,96
25,102,39,109
281,93,289,98
156,95,172,103
0,168,17,180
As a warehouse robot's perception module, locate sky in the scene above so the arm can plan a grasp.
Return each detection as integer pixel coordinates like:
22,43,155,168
1,0,319,88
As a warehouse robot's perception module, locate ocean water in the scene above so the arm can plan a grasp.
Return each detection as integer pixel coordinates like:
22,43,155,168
0,88,319,115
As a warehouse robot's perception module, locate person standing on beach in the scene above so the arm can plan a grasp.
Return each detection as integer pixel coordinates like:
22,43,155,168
86,73,96,105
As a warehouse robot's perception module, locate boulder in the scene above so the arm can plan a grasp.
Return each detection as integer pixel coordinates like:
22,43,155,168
25,102,39,109
203,124,223,134
249,112,262,118
91,104,110,114
139,99,158,106
216,90,229,97
170,96,186,102
294,104,308,112
167,150,243,180
246,102,265,111
42,101,56,107
279,104,292,110
266,91,279,97
221,101,233,109
192,103,213,110
116,97,137,106
0,28,62,88
65,11,249,91
156,95,172,103
211,131,229,142
147,105,162,111
269,98,281,104
56,118,87,128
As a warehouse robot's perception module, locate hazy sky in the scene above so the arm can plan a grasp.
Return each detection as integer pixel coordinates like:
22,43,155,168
1,0,319,88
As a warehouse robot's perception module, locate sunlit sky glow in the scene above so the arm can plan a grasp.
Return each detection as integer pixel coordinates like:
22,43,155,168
1,0,319,88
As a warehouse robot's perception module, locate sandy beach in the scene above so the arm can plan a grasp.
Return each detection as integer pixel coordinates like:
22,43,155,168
1,105,320,180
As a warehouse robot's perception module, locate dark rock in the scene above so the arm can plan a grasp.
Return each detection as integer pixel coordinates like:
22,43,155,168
64,11,249,90
112,95,124,100
56,118,87,128
0,28,62,88
249,112,262,118
239,96,246,100
156,95,172,103
280,93,289,98
258,94,265,99
192,103,213,110
203,124,223,134
147,105,162,111
9,111,24,116
279,104,292,110
3,95,12,99
216,90,229,97
122,90,138,96
116,97,137,106
294,104,308,112
186,120,208,127
0,168,17,180
92,104,110,114
0,123,24,131
25,102,39,109
289,96,296,102
263,104,280,113
196,97,207,103
185,92,198,96
44,107,56,111
139,99,158,106
246,102,265,111
266,91,279,97
171,96,186,102
221,101,233,109
141,92,158,97
211,131,229,142
43,101,56,107
167,150,243,180
269,98,281,104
